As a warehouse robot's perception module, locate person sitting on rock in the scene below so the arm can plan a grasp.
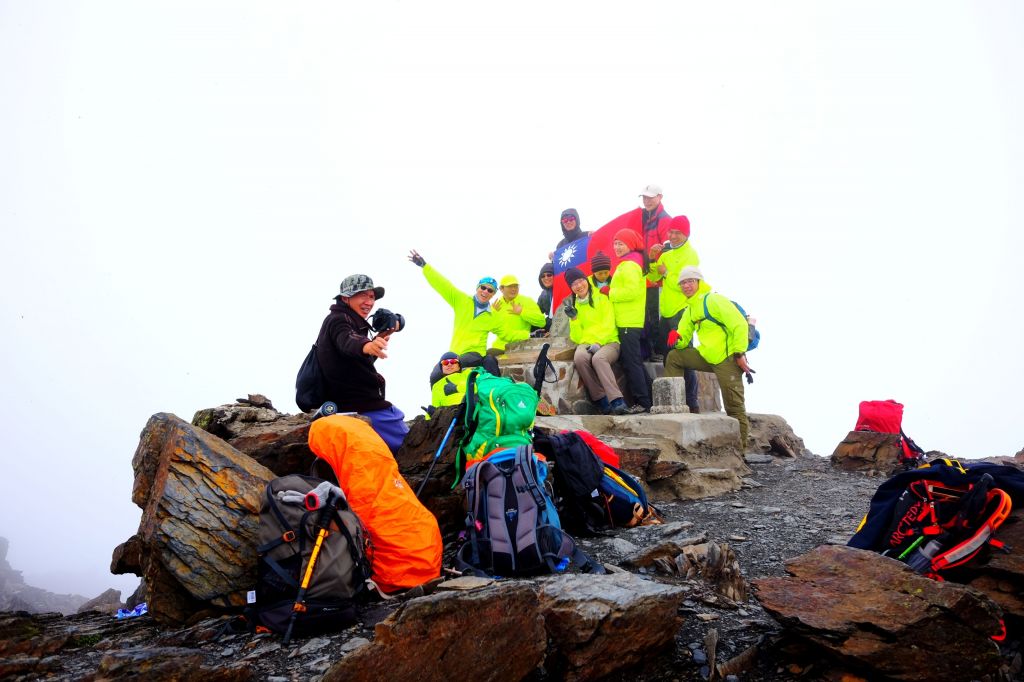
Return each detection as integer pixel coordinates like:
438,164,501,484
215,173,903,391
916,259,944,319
490,274,546,355
609,229,652,414
316,274,408,453
562,267,627,415
429,352,470,410
589,251,613,295
408,249,500,376
646,215,701,412
534,262,555,336
665,266,752,449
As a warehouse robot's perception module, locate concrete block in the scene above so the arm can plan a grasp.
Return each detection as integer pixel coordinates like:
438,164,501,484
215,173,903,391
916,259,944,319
651,377,689,414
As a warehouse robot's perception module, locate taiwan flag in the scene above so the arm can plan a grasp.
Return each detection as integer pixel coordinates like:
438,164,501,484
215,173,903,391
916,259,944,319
551,209,645,309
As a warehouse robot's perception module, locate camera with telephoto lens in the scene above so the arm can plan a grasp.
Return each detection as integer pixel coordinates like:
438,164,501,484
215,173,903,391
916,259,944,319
371,308,405,334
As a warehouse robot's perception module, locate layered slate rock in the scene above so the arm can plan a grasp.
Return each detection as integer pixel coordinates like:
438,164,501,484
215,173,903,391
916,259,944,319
537,572,686,681
967,511,1024,618
754,545,1003,682
831,430,902,473
321,582,547,682
111,413,275,624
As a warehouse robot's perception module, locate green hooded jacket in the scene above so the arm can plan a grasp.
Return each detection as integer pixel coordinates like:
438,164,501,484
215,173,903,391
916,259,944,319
423,264,500,355
568,291,619,346
647,240,700,318
609,259,645,328
490,294,546,351
672,280,750,365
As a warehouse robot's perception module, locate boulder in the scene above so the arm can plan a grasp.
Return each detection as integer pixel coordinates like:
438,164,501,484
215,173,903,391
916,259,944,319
748,414,811,458
967,511,1024,618
192,398,317,476
830,430,902,473
753,545,1003,681
537,573,687,681
393,406,464,533
76,588,122,615
322,582,546,682
111,413,275,624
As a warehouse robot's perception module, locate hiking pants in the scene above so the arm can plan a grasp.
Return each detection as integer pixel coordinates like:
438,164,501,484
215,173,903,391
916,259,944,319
574,342,622,403
665,347,748,449
617,327,651,408
644,287,661,357
360,405,410,454
661,311,699,412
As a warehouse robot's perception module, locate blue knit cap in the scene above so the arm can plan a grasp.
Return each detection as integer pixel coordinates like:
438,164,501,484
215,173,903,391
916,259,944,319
478,277,498,290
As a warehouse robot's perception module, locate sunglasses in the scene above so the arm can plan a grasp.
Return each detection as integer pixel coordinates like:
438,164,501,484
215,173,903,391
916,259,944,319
561,216,576,223
478,285,496,293
441,358,460,367
540,273,553,278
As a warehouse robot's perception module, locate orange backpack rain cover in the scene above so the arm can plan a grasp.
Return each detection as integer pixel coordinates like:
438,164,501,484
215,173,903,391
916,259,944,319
308,415,442,594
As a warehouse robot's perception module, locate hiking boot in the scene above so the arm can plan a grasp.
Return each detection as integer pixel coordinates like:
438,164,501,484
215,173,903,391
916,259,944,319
626,404,648,415
609,398,628,416
649,353,664,364
687,403,700,415
594,397,611,414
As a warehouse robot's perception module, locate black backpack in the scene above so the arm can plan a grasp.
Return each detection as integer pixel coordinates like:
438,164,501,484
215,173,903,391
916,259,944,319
539,432,608,535
295,345,325,412
255,475,371,638
455,446,603,577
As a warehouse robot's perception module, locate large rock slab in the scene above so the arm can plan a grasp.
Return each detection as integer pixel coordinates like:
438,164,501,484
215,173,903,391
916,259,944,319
111,413,275,624
754,545,1003,681
537,573,687,681
322,582,546,682
536,413,749,500
967,511,1024,617
192,396,317,476
831,430,902,473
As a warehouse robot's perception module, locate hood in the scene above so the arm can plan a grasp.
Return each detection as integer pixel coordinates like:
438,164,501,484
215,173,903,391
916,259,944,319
538,262,554,290
560,208,582,238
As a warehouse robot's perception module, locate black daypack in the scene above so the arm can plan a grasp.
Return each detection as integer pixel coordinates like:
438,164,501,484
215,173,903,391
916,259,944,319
295,344,325,412
255,475,371,638
455,446,603,577
542,432,663,533
849,460,1024,580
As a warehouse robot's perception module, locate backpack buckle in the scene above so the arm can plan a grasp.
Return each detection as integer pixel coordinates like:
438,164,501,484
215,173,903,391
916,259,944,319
281,530,296,543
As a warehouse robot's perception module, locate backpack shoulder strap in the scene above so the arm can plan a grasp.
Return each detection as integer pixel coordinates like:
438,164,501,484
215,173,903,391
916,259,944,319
516,445,547,512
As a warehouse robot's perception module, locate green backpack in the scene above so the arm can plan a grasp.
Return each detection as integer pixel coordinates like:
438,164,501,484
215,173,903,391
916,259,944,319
457,369,539,483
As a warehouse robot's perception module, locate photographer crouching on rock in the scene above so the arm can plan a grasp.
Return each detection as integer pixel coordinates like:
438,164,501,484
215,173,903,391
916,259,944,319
316,274,408,453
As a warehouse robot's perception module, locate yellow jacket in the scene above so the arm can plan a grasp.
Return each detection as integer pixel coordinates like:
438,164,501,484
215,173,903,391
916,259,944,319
490,295,547,351
431,369,470,407
671,281,750,365
568,292,619,346
423,264,500,355
647,241,700,318
609,258,645,328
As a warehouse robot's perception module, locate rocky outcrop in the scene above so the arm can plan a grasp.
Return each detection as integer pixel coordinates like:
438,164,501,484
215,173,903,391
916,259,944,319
76,588,122,615
830,430,902,473
754,544,1004,681
967,511,1024,618
111,413,275,624
0,536,88,616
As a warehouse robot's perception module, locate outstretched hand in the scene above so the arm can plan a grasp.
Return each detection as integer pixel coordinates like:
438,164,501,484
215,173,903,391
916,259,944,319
408,250,426,267
363,335,390,359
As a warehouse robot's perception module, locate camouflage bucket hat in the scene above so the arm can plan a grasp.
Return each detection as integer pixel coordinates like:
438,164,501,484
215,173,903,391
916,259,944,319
338,274,384,300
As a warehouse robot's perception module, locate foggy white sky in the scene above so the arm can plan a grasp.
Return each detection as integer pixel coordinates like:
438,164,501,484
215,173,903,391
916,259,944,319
2,2,1022,598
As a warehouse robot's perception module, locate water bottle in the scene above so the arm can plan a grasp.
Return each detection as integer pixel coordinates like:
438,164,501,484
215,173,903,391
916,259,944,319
312,401,338,421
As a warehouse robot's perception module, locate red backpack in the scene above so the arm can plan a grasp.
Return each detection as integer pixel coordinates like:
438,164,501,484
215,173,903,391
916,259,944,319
855,400,924,468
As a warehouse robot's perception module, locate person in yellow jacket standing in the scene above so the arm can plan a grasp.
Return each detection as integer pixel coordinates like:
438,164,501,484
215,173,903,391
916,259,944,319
665,266,753,449
608,229,652,413
489,274,546,354
646,215,701,412
408,249,501,375
563,267,627,415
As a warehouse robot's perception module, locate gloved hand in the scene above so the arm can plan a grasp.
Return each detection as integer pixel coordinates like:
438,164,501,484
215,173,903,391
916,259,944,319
304,481,346,511
443,380,458,396
667,330,681,348
563,299,577,319
599,285,609,295
408,250,426,267
587,343,601,354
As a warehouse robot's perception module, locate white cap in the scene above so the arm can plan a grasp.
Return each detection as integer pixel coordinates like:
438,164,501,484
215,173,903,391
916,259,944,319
639,184,663,197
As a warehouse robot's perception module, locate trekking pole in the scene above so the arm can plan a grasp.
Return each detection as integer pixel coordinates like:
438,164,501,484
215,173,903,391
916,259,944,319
282,490,338,646
416,414,458,499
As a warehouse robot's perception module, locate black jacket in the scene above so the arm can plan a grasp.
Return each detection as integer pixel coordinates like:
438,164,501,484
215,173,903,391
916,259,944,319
316,303,390,412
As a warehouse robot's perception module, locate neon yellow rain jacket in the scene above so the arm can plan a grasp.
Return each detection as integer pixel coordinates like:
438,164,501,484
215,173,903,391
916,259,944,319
490,295,546,351
568,292,619,346
609,258,645,328
422,264,500,355
647,241,700,318
671,280,750,365
431,368,470,408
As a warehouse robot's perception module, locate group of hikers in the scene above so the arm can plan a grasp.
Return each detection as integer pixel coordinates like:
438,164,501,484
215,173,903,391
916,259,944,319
309,183,756,453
